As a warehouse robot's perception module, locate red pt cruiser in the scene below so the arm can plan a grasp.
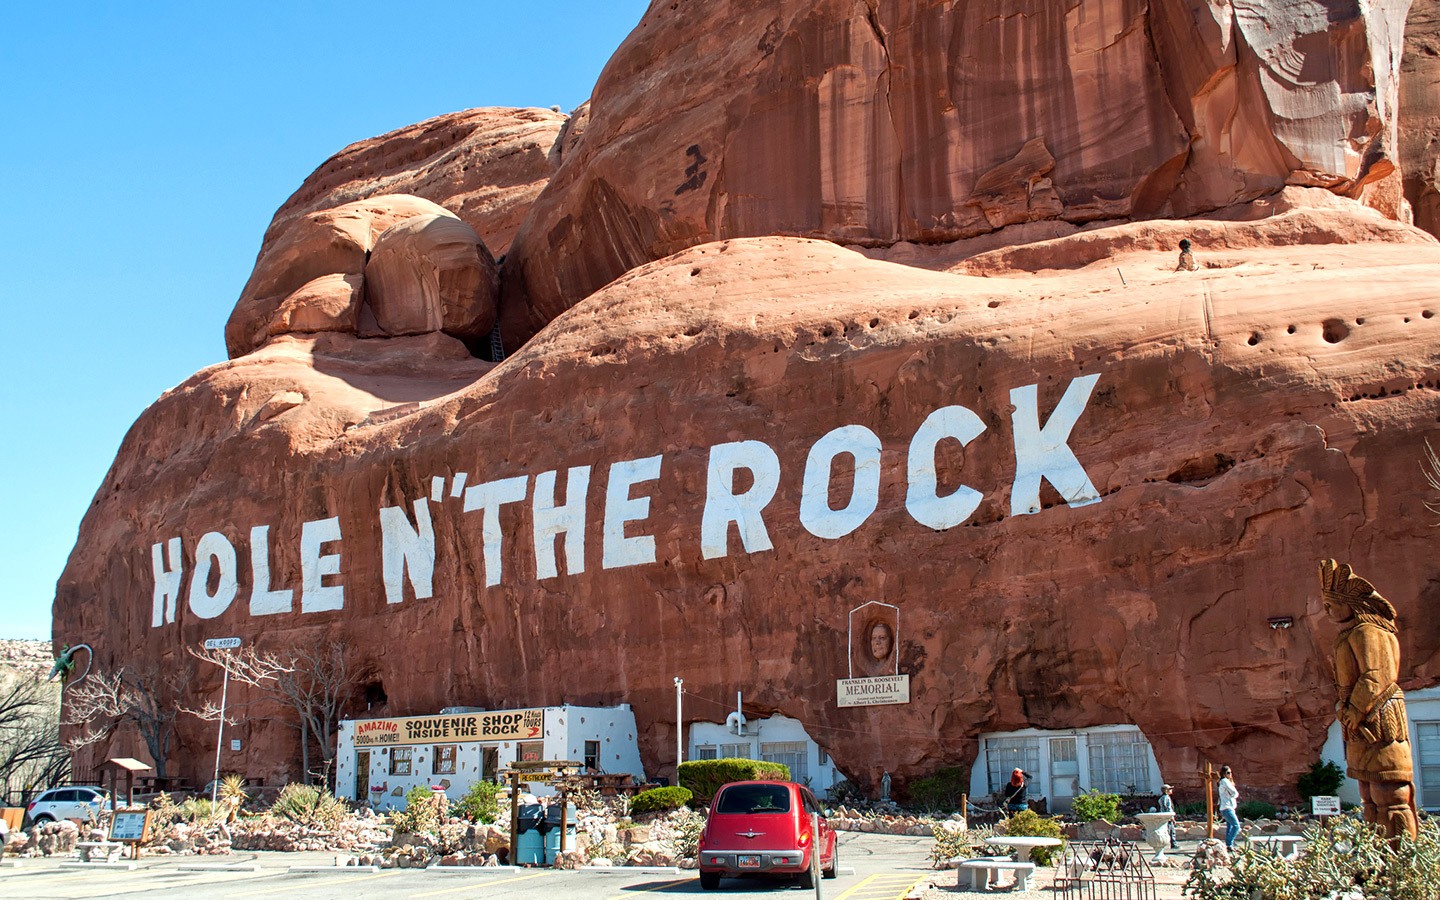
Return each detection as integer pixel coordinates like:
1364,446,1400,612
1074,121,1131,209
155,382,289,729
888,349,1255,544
697,780,838,890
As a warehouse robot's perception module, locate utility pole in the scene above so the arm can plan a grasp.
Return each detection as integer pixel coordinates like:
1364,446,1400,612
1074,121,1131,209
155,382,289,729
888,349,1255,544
202,637,243,804
674,677,683,782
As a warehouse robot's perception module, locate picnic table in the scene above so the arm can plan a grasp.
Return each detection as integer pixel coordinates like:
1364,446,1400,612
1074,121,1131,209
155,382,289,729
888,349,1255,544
986,834,1062,862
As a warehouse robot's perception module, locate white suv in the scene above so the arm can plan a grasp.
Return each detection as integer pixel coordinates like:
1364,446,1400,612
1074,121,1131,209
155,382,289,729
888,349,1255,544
26,786,111,825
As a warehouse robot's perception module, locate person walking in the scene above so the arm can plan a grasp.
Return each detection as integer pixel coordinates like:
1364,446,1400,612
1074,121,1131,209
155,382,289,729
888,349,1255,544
1217,766,1240,849
1158,783,1178,849
1002,768,1029,814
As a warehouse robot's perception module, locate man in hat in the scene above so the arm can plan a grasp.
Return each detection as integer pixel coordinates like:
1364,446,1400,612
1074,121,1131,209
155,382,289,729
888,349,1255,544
1158,783,1178,849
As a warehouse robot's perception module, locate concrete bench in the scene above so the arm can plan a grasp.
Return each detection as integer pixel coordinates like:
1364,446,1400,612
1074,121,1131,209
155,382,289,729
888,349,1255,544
76,841,127,863
955,857,1037,891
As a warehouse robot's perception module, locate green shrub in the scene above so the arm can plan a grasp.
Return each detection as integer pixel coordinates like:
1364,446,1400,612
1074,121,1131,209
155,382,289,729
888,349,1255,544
392,784,445,835
1176,801,1205,817
1296,761,1344,800
453,780,503,824
1237,799,1277,820
1184,814,1440,900
1000,809,1065,865
908,767,969,812
631,786,694,816
678,758,789,804
269,782,347,827
928,823,994,868
1071,789,1123,823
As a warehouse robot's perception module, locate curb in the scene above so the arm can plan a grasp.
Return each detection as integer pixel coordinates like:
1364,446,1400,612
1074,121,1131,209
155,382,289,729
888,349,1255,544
61,860,138,870
288,864,381,873
178,863,262,872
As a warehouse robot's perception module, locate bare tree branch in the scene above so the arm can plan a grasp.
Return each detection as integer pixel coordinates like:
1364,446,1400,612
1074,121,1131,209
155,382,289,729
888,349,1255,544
62,664,193,778
271,642,373,784
1424,439,1440,520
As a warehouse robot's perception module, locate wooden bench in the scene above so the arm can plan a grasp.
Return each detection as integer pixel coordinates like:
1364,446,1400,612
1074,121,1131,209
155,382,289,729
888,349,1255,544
955,856,1037,891
75,841,126,863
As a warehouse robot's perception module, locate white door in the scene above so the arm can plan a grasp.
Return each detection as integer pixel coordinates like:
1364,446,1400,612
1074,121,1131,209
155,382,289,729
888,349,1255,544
1049,738,1079,812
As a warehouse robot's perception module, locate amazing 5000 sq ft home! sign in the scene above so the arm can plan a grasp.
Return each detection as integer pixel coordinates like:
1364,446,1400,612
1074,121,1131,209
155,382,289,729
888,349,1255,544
143,375,1103,628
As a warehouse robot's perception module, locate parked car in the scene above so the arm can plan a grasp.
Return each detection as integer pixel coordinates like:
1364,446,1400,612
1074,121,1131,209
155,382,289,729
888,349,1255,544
697,780,838,890
26,786,112,825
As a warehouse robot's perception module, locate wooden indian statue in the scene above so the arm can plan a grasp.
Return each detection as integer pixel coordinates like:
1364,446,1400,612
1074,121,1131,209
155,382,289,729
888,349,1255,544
1318,559,1419,841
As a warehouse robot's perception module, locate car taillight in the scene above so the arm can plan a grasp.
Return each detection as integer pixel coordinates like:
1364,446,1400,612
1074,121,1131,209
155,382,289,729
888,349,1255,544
799,828,810,845
26,801,35,812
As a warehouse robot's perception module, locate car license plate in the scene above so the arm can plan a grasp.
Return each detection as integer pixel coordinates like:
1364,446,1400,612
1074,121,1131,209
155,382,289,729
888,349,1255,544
738,855,761,869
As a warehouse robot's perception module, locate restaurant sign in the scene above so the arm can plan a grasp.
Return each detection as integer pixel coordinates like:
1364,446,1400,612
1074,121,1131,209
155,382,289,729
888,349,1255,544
354,709,544,746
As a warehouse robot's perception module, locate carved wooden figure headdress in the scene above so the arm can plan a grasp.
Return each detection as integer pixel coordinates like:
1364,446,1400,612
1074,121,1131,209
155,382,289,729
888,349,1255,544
1318,558,1397,623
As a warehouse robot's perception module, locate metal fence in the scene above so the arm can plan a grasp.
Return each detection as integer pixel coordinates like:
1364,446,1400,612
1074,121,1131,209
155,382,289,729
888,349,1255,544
1056,837,1158,900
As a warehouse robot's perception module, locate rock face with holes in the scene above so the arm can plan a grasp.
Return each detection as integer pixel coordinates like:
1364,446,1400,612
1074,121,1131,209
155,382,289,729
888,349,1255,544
56,219,1440,797
500,0,1416,344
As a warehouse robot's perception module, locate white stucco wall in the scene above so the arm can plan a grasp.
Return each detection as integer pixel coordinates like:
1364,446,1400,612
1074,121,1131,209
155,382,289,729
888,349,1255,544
336,705,646,811
688,714,841,794
969,724,1163,811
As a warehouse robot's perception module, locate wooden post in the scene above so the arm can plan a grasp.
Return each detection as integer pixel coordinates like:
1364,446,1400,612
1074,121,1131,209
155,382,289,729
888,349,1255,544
558,789,568,857
1204,763,1215,840
961,793,968,829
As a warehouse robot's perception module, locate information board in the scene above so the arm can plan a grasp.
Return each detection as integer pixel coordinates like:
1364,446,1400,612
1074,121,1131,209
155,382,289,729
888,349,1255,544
108,808,152,843
1311,795,1341,816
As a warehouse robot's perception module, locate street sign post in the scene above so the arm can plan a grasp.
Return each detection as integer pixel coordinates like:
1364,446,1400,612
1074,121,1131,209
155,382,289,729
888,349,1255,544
202,638,243,803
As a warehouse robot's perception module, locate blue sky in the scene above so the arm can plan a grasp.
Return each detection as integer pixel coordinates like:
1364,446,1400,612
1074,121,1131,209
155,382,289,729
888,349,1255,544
0,2,652,641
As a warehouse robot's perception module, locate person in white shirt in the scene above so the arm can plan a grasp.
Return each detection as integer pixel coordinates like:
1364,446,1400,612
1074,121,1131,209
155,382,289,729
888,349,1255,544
1216,765,1240,848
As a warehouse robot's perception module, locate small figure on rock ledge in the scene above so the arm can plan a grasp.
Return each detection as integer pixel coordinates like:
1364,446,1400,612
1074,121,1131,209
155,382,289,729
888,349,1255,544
1176,238,1199,272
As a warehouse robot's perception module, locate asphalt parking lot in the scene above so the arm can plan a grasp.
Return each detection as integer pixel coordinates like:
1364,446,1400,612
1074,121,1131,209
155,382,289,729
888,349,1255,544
0,831,938,900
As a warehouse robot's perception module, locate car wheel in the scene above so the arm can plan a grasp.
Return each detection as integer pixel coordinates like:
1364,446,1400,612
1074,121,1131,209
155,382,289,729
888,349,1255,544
699,870,721,890
823,840,838,878
798,848,819,890
31,813,54,824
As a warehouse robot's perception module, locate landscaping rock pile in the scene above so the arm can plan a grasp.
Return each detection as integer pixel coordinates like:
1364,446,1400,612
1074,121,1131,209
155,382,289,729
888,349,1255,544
828,805,946,837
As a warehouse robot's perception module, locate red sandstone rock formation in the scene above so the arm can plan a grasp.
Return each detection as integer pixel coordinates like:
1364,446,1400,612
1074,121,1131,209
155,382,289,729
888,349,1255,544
500,0,1416,345
225,195,499,358
52,2,1440,800
264,107,567,259
55,226,1440,796
1401,0,1440,237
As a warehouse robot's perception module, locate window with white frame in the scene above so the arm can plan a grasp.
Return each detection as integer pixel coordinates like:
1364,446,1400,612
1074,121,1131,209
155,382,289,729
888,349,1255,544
1087,730,1153,794
695,745,718,760
1417,722,1440,807
986,737,1041,793
761,741,808,782
720,743,750,759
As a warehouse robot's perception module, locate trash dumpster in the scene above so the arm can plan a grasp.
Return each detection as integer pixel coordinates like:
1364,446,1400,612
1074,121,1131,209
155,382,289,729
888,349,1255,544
515,803,547,865
543,802,578,864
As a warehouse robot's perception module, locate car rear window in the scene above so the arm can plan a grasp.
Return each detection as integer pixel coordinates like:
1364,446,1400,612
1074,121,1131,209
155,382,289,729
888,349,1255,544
716,784,792,814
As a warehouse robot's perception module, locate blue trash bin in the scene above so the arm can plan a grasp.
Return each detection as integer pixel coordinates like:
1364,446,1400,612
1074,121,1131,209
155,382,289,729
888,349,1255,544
543,803,578,864
515,804,545,865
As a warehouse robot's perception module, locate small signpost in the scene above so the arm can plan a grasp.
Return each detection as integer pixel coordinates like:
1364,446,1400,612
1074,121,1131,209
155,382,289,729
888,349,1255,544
202,637,243,803
1311,795,1341,817
505,760,583,863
